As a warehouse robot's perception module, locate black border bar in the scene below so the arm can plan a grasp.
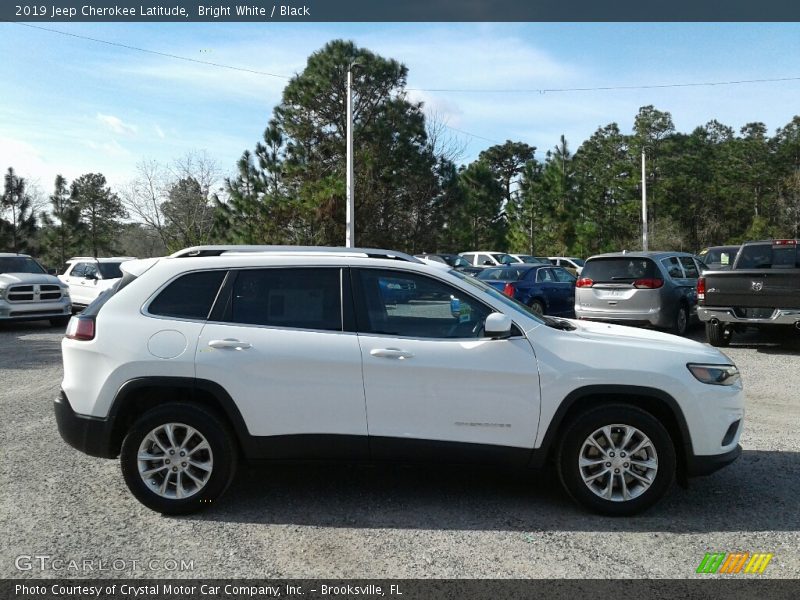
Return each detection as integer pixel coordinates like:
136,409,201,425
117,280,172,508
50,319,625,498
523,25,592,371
3,0,800,22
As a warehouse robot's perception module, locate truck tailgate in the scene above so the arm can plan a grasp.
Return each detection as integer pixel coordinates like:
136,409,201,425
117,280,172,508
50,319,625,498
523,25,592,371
703,269,800,309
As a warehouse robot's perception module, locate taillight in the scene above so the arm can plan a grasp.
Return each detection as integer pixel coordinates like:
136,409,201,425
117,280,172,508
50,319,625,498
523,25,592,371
502,282,515,297
774,239,797,246
697,277,705,301
65,316,95,341
576,277,594,288
633,278,664,289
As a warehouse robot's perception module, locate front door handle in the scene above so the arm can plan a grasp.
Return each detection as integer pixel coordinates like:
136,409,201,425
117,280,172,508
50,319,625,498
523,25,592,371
370,348,414,360
208,339,252,350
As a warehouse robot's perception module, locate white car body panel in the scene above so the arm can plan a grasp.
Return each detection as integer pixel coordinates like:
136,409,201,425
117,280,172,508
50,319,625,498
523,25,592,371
61,251,744,462
359,334,540,448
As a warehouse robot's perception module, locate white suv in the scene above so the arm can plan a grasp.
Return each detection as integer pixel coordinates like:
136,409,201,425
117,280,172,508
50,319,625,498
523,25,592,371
59,257,136,308
57,246,744,516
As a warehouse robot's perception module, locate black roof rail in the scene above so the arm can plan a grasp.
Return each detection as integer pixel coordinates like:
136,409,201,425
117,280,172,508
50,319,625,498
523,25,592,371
169,245,423,263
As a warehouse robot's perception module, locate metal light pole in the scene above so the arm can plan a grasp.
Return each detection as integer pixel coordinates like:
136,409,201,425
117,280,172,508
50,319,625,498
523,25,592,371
345,65,354,248
641,147,648,251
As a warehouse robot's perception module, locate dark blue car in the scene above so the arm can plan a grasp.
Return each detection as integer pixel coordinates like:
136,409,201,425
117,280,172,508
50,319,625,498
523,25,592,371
477,265,576,316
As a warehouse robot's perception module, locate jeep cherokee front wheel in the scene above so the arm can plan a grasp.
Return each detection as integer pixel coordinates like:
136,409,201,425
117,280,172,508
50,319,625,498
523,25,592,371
557,404,676,516
120,403,237,515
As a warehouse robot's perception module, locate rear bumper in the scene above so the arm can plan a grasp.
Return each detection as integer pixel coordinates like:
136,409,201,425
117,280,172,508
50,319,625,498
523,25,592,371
574,308,670,328
54,390,117,458
686,444,742,477
697,306,800,325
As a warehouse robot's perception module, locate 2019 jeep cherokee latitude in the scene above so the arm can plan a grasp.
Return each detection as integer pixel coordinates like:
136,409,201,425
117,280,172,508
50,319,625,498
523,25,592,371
56,246,744,516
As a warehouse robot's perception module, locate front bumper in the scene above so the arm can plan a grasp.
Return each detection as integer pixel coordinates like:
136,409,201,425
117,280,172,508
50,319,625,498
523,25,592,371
0,298,71,321
686,444,742,477
697,306,800,326
54,390,117,458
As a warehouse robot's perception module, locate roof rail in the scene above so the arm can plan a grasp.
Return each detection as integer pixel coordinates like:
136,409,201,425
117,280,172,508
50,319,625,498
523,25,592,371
169,245,423,264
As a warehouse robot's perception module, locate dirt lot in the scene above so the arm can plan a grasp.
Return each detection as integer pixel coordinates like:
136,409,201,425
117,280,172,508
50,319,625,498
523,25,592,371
1,321,798,579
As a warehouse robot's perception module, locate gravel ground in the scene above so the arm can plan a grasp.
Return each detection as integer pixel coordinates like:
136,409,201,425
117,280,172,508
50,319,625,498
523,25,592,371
1,321,798,579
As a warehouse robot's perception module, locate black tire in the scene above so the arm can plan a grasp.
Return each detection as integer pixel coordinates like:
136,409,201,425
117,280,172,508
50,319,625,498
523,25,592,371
120,403,237,515
49,316,71,327
529,299,545,316
556,404,676,516
706,321,731,347
671,304,689,336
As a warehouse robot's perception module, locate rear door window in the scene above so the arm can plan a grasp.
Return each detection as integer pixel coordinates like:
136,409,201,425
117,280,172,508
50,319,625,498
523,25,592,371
660,257,684,279
227,268,342,331
678,256,699,278
581,258,658,283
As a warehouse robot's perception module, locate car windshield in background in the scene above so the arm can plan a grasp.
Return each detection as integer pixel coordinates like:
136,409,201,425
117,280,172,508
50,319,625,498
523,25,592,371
571,258,586,267
0,257,46,274
477,267,528,281
581,257,657,282
492,253,516,265
517,256,549,265
552,267,577,282
700,247,739,267
450,268,544,323
452,256,471,268
97,262,124,279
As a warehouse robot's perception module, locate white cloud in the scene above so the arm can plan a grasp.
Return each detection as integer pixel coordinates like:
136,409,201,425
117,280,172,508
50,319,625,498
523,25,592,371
155,124,166,139
97,113,137,135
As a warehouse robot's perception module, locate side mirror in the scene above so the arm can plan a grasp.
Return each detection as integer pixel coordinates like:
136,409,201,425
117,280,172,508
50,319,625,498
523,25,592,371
484,312,512,339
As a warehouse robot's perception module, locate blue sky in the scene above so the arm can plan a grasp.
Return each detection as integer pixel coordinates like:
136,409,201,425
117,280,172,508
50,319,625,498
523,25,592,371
2,22,800,194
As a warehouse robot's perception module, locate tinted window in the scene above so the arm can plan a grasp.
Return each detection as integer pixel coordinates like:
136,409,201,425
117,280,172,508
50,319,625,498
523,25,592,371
84,263,98,278
478,267,527,281
0,257,46,274
536,268,554,283
355,269,492,339
97,262,123,279
149,270,226,320
660,257,684,279
582,257,658,282
69,263,86,277
734,244,799,269
492,253,516,265
552,267,577,283
678,256,699,278
571,258,586,267
229,268,341,331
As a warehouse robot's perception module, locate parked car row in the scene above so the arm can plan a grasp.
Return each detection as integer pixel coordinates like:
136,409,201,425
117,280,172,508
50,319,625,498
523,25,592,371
0,254,135,327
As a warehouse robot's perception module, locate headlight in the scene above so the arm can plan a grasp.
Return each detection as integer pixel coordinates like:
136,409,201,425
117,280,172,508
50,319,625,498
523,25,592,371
686,363,740,386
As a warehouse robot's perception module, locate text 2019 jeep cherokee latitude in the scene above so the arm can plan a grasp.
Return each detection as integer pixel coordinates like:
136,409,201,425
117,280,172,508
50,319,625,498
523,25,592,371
56,246,744,516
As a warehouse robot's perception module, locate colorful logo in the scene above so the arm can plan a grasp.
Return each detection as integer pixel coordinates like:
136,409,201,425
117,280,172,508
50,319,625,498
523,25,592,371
696,552,774,574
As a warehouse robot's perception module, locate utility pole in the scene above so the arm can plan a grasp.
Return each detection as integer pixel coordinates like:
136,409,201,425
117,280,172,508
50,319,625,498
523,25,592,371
345,65,354,248
641,147,648,251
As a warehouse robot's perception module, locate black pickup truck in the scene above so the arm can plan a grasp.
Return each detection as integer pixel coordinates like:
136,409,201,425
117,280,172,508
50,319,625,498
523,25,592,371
697,239,800,346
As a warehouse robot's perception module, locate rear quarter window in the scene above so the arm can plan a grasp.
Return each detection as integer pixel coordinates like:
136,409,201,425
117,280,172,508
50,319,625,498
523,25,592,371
148,270,227,320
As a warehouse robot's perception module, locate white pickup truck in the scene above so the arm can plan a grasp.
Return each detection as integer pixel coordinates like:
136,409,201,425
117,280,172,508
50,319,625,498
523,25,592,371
0,253,72,326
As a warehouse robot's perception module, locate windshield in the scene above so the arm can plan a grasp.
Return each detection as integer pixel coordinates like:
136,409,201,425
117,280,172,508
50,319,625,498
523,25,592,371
517,255,549,265
97,262,124,279
700,247,738,267
0,257,46,275
492,253,517,265
449,268,544,323
452,256,471,268
570,258,586,267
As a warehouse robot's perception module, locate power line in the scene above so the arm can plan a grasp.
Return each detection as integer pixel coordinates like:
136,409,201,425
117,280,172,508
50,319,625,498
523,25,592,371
10,21,292,80
408,76,800,94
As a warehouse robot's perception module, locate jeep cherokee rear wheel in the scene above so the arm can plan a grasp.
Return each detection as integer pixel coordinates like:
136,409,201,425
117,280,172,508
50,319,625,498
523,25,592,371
557,404,676,516
120,403,237,515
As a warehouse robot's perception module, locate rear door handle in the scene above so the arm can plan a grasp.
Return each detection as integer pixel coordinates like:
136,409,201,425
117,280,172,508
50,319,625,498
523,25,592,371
208,339,252,350
370,348,414,360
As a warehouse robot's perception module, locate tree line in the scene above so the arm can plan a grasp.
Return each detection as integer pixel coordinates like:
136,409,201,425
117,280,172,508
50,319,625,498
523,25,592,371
3,39,800,266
